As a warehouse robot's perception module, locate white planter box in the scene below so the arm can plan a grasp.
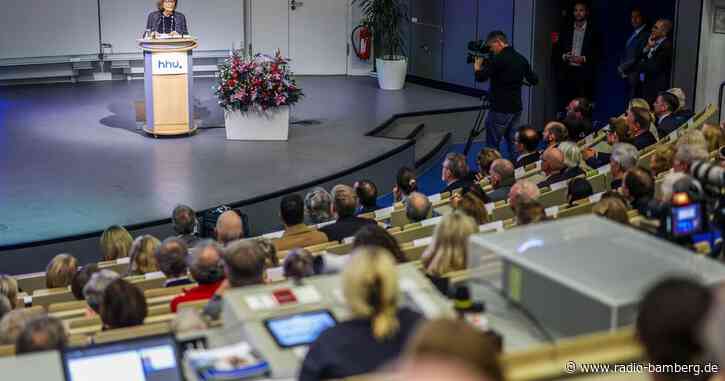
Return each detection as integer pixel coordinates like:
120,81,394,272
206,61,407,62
376,57,407,90
224,106,290,141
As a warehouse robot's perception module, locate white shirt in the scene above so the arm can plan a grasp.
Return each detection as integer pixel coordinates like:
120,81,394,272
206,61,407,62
569,21,587,66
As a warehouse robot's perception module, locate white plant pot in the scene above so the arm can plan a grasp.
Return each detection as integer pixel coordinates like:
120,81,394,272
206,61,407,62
224,106,290,141
376,57,407,90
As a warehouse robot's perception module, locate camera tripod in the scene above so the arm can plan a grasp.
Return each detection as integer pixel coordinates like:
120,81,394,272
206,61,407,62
463,92,492,156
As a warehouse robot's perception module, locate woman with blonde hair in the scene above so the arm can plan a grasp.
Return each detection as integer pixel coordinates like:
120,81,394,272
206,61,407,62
702,123,725,153
127,235,161,275
650,144,676,176
0,275,18,309
451,191,489,225
46,254,78,289
559,141,592,173
99,225,133,261
299,247,422,381
422,212,478,278
629,98,660,140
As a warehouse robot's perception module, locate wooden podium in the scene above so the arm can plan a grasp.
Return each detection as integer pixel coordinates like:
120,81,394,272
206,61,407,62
138,37,198,137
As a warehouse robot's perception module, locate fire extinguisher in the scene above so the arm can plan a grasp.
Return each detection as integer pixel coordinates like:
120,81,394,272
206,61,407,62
351,25,372,60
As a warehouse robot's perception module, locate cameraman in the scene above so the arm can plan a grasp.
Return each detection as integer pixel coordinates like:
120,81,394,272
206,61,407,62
474,31,538,160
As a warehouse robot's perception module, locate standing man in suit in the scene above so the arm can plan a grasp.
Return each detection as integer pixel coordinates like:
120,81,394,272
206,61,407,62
619,8,650,102
554,1,602,110
636,19,674,105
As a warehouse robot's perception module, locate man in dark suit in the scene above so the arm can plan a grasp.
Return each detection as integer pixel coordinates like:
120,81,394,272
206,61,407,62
553,1,602,109
320,185,376,242
636,19,674,104
487,159,516,202
354,180,382,215
653,91,681,137
441,153,472,194
619,8,650,101
628,107,657,151
537,147,569,188
514,126,541,168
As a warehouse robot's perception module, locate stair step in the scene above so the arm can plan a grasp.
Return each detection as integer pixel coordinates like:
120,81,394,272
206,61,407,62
377,122,425,140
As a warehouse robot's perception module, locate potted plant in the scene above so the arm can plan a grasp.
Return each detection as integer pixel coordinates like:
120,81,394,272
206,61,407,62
354,0,407,90
215,49,303,141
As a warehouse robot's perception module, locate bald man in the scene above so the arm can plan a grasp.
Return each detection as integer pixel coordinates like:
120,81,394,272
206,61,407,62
537,147,569,188
216,211,243,245
487,159,516,202
405,192,433,223
508,179,540,213
637,19,673,104
319,184,376,242
170,240,225,312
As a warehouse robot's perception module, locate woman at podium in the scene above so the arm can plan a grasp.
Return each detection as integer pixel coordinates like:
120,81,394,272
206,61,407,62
146,0,188,37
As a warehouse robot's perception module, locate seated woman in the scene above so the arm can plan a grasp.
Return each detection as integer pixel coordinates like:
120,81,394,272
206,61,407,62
100,279,148,330
45,254,79,289
299,247,423,380
352,224,407,263
100,225,133,261
146,0,189,37
127,235,161,276
421,212,478,295
451,191,489,225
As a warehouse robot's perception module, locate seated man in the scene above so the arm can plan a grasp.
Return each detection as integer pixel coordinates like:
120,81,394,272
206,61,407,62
628,107,657,151
155,237,193,287
562,97,593,141
172,204,199,247
405,192,434,223
621,167,655,215
508,179,540,214
487,159,516,202
216,210,243,246
668,88,695,123
170,240,225,312
393,166,417,203
542,121,568,148
537,147,570,188
673,144,709,174
304,187,334,225
274,194,328,252
654,91,680,137
514,126,541,168
609,143,639,190
354,180,381,215
441,153,472,193
320,185,377,242
15,315,67,354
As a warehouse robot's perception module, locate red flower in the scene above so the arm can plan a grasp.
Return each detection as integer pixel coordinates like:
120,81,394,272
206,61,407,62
227,79,237,88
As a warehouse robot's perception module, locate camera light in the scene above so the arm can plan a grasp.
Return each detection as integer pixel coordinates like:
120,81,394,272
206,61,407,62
672,192,691,206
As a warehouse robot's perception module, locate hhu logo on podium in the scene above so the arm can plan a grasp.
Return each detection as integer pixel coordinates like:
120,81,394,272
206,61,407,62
151,52,188,75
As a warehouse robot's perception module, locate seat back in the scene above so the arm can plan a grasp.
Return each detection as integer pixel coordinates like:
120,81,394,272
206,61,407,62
392,225,435,245
15,272,46,294
32,288,74,307
92,322,171,345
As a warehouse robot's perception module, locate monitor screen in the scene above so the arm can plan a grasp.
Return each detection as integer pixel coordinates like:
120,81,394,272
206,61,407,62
62,335,183,381
264,310,336,348
671,204,703,237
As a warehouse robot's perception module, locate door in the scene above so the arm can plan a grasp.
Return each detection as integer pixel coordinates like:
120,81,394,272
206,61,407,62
250,0,348,75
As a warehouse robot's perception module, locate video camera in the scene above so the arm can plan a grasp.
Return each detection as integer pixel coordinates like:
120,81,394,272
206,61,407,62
466,40,492,64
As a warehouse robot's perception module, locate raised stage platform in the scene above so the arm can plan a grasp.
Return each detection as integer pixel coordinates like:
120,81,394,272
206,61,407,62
0,76,479,274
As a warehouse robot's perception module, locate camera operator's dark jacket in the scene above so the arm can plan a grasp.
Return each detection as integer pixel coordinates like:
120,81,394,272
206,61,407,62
475,47,538,114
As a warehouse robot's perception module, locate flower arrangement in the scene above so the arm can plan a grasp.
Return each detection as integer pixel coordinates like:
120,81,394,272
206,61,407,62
215,49,303,113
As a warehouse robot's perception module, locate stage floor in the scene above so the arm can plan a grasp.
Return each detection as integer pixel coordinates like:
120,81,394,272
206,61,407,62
0,76,478,247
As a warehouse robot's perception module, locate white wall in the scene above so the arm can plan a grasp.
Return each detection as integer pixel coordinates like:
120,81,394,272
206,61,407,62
348,1,374,76
696,0,725,118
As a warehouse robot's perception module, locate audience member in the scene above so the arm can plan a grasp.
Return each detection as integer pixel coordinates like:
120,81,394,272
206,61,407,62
320,185,376,242
619,8,650,100
537,147,569,188
676,130,708,152
393,166,417,203
0,275,19,309
654,91,681,137
702,123,725,154
636,19,674,104
487,159,516,202
514,126,541,168
567,178,593,205
127,235,161,276
304,187,334,224
673,144,709,174
627,107,657,150
422,213,478,294
0,296,11,322
629,97,660,140
0,309,39,345
452,192,489,225
515,199,547,226
171,240,225,312
563,97,593,141
354,180,381,215
352,224,407,264
300,247,423,381
401,319,503,381
508,179,540,212
405,192,434,224
442,153,472,193
216,210,243,245
559,141,589,175
636,277,712,381
155,237,191,287
15,315,67,354
282,249,316,279
172,204,199,247
100,279,148,330
70,263,100,300
650,144,676,176
543,121,568,148
622,167,655,215
475,148,502,180
45,253,78,289
659,172,690,203
553,1,601,108
668,88,694,121
83,269,120,317
592,196,630,225
609,143,640,190
99,225,133,261
257,238,279,269
274,194,328,252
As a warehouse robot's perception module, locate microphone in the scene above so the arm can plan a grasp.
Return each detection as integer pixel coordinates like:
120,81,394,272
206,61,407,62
690,161,725,188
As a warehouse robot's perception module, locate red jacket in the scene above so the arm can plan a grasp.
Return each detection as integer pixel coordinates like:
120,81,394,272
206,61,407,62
170,281,223,312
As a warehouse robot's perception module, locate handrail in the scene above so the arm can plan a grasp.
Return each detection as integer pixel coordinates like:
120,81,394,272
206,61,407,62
719,81,725,122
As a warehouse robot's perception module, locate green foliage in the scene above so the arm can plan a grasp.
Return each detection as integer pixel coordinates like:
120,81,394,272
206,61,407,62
353,0,407,59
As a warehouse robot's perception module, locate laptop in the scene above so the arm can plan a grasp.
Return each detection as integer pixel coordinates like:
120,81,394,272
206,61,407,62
61,334,183,381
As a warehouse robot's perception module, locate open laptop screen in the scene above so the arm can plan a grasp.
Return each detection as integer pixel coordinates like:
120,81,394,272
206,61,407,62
62,334,183,381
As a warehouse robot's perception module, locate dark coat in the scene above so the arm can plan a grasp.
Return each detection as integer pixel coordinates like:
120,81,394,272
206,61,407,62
656,114,680,137
637,38,673,103
553,21,603,78
514,151,540,169
319,215,376,242
146,10,189,35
